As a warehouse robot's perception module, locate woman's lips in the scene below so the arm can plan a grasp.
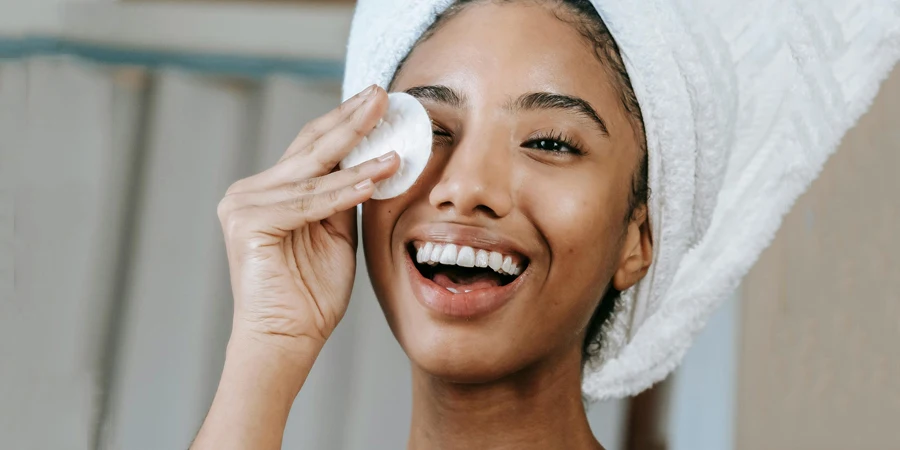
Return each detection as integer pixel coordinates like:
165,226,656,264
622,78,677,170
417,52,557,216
404,249,526,319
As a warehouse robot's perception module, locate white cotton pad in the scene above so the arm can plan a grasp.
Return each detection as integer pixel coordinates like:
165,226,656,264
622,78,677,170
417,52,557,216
340,92,433,200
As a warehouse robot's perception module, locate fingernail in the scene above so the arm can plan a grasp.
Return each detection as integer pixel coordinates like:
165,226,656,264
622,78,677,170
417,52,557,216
378,151,397,162
354,179,374,191
347,85,377,106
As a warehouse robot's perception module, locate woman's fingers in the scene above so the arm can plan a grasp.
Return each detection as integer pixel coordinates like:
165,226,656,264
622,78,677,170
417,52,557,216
224,151,398,220
219,180,373,242
278,85,380,163
231,87,389,194
269,151,399,204
298,91,389,176
265,180,375,234
219,151,399,240
280,88,388,182
219,86,396,242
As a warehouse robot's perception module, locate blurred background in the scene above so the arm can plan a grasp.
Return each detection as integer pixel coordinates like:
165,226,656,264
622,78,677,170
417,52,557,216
0,1,897,449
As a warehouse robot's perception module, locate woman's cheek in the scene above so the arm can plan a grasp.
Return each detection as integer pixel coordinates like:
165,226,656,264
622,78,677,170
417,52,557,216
530,180,604,251
365,196,403,224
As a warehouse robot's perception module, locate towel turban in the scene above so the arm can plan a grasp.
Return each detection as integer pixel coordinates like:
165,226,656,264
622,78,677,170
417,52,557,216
342,0,900,401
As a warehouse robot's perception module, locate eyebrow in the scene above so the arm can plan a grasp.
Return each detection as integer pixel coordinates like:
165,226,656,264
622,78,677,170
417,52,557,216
404,85,609,137
513,92,609,136
404,85,467,108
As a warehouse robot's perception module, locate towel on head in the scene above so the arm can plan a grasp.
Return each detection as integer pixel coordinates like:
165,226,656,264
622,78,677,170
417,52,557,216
342,0,900,401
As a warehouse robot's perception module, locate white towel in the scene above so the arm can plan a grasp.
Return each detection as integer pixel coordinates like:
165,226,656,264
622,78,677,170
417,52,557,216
342,0,900,401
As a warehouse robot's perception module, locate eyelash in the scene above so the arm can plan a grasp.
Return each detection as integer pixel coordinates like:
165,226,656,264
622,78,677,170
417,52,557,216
523,130,585,156
430,124,585,156
431,121,453,145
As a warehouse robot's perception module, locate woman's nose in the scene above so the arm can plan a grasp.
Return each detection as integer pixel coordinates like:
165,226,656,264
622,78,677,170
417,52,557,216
428,136,513,218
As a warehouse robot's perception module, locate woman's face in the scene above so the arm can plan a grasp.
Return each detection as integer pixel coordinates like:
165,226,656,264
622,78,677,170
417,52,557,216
362,2,649,383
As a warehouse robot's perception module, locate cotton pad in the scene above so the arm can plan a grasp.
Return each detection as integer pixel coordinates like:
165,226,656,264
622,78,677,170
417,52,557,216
340,92,433,199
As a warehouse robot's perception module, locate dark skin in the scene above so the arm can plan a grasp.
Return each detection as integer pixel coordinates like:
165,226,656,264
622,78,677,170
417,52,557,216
193,3,651,450
364,3,652,450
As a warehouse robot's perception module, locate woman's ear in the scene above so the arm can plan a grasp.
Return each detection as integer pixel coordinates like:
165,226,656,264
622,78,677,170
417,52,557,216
613,205,652,291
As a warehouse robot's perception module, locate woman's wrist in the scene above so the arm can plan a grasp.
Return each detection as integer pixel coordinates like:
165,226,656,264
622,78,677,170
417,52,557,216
191,331,323,449
223,331,323,397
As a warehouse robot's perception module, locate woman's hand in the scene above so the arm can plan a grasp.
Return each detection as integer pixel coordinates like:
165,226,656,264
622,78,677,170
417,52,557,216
217,84,397,347
192,85,397,450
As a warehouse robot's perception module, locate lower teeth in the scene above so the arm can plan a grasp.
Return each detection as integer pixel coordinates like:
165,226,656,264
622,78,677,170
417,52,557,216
445,287,473,294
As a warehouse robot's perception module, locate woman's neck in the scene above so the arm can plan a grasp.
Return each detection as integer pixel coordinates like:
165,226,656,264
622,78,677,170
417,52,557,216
407,346,603,450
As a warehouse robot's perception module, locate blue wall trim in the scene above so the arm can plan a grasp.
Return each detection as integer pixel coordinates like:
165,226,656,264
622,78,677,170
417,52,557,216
0,37,344,80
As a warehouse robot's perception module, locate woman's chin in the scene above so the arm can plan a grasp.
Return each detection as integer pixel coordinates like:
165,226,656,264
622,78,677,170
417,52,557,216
411,354,518,385
400,330,526,384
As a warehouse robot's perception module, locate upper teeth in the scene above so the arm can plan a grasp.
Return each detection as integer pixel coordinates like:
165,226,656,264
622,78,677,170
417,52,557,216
415,242,523,276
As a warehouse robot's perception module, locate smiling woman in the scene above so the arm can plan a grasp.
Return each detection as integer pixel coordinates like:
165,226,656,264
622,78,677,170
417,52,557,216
188,0,900,448
193,2,647,449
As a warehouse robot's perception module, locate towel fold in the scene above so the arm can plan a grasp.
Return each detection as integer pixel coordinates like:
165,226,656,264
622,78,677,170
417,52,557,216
343,0,900,401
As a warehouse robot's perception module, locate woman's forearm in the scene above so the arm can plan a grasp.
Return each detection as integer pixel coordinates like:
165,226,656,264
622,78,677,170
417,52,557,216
191,334,323,450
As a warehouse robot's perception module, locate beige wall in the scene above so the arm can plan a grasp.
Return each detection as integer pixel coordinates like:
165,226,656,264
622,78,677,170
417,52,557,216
737,67,900,450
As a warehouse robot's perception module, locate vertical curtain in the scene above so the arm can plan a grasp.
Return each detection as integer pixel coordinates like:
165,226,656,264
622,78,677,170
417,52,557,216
1,57,132,449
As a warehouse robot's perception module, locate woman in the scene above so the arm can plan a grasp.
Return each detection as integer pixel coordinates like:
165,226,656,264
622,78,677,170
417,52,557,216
191,0,899,448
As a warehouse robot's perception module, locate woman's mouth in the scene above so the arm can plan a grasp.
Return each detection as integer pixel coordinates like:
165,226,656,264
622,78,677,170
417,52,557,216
405,240,529,318
412,241,524,291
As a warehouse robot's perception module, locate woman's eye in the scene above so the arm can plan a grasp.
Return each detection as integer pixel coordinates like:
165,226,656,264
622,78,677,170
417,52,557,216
525,139,575,154
432,127,453,145
431,120,452,138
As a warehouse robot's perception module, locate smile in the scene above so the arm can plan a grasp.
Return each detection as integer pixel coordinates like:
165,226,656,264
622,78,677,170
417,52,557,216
405,239,530,318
